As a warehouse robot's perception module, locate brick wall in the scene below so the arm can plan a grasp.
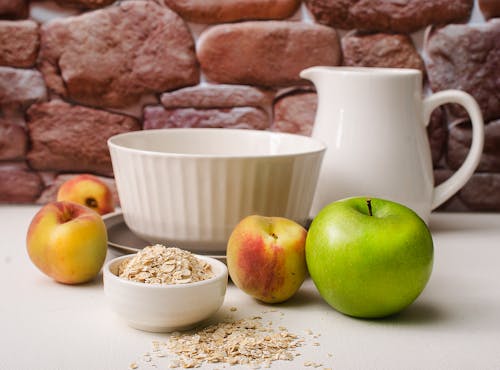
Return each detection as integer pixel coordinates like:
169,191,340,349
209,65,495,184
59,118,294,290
0,0,499,211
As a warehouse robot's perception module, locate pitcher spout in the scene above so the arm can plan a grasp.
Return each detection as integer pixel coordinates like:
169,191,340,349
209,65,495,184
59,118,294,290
299,66,325,85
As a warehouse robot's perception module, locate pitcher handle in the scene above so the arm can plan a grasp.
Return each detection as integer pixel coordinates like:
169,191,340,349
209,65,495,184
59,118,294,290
423,90,484,210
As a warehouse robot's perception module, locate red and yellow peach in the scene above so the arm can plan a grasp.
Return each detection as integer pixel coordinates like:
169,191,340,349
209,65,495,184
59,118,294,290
56,174,115,215
226,215,307,303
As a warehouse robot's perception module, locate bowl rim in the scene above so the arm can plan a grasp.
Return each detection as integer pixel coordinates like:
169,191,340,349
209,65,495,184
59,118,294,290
301,66,422,77
107,128,326,159
103,253,228,290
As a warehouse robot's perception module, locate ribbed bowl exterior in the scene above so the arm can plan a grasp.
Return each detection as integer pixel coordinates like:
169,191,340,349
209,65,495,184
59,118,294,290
109,130,325,252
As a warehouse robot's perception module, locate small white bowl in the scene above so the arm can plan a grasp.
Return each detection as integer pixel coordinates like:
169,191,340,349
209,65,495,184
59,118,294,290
103,254,228,332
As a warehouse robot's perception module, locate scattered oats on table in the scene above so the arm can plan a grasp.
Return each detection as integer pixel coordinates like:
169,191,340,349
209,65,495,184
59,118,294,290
133,311,334,369
118,245,214,285
304,361,324,368
152,315,304,369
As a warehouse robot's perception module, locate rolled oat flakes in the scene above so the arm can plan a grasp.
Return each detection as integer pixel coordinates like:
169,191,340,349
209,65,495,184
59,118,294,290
152,315,305,369
118,245,214,285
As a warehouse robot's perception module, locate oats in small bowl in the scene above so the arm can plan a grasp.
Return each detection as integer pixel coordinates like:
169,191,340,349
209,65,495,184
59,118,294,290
103,245,228,333
118,245,214,285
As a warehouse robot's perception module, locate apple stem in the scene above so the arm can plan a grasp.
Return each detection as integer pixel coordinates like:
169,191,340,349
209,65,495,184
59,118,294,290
366,198,373,216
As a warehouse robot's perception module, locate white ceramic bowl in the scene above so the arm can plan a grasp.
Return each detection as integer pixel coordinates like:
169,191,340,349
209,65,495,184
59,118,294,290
103,254,228,332
108,128,326,252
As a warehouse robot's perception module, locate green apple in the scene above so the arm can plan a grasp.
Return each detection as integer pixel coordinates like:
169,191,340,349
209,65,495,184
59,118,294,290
305,197,433,318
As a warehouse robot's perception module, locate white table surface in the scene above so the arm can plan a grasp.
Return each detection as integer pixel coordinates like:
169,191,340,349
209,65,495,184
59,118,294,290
1,205,500,370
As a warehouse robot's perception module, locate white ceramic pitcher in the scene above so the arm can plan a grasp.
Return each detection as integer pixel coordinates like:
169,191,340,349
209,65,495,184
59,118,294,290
300,66,484,223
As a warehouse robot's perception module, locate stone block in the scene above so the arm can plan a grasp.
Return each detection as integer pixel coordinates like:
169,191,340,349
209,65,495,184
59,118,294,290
447,119,500,173
197,21,340,86
162,0,301,23
447,172,500,212
427,107,447,167
0,67,47,109
342,32,424,72
305,0,473,33
0,20,39,68
459,172,500,211
479,0,500,20
426,21,500,121
55,0,115,10
0,119,27,160
161,85,273,109
0,0,29,19
39,1,199,109
271,90,317,136
143,105,270,130
0,162,43,203
27,100,140,176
